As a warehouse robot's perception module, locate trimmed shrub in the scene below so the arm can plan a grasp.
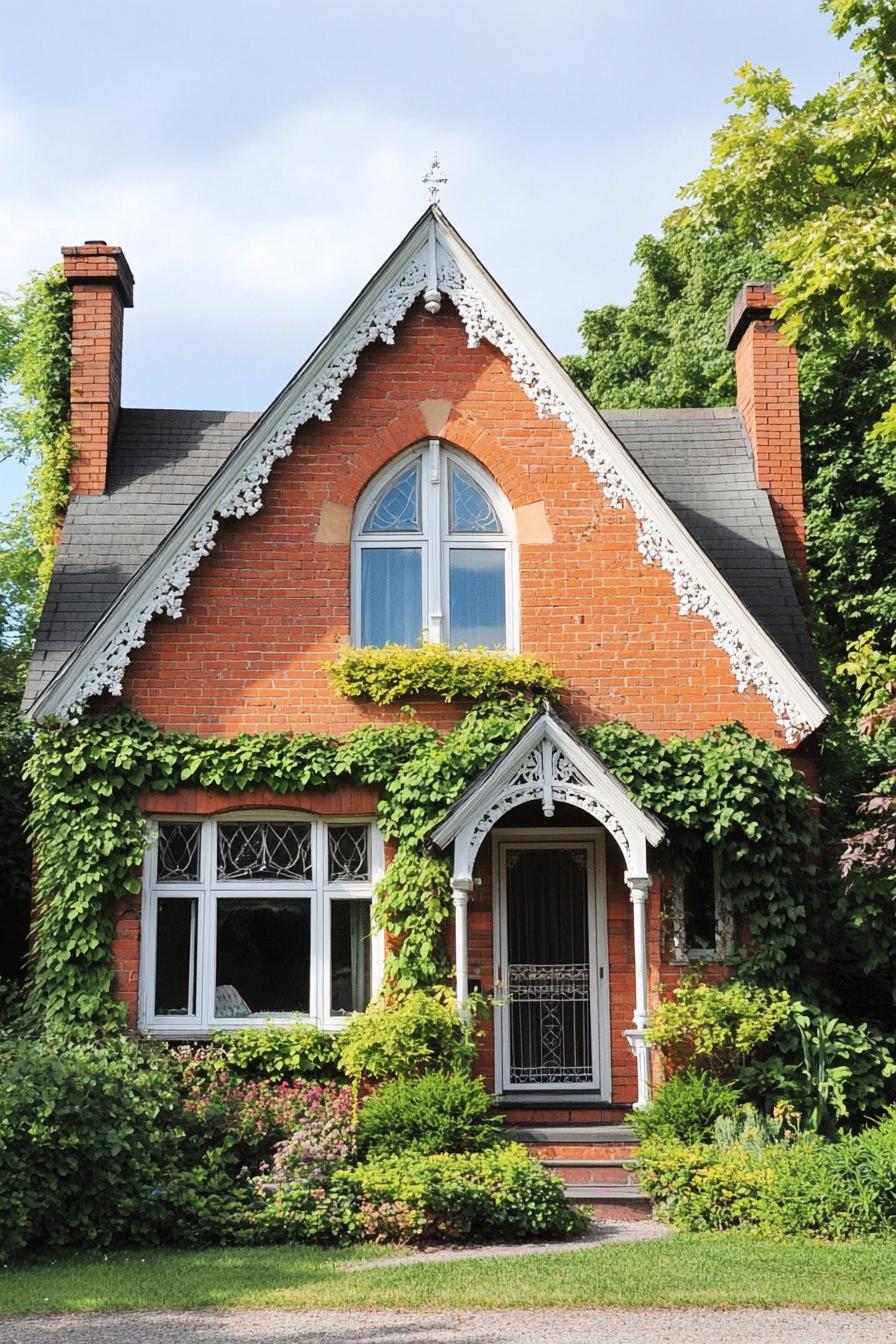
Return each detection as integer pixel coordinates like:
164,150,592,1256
348,1144,586,1243
639,1111,896,1239
0,1031,182,1257
338,992,474,1081
357,1071,503,1157
243,1169,363,1246
646,977,792,1075
631,1070,741,1144
211,1022,340,1083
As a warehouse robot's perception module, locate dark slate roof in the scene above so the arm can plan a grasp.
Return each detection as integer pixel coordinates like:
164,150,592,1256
23,410,260,710
23,403,822,712
601,408,821,691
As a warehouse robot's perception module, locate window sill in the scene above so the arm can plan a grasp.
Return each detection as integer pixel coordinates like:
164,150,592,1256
138,1016,359,1039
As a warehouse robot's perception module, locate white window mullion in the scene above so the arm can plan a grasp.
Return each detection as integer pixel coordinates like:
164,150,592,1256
312,821,326,1021
426,439,443,642
199,818,215,1027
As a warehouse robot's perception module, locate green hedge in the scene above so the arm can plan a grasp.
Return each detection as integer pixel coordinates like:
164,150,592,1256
638,1112,896,1238
0,1032,182,1257
357,1071,503,1157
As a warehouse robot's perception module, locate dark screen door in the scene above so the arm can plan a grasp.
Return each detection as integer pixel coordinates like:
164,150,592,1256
504,846,596,1087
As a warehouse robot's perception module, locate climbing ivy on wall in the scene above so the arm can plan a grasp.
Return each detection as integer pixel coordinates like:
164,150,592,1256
0,265,74,602
25,693,817,1031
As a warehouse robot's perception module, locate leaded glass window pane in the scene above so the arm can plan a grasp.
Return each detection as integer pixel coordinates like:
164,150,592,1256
330,899,372,1014
214,898,310,1015
448,548,506,648
328,825,370,882
449,463,500,533
154,898,197,1015
157,823,201,883
360,547,422,646
682,849,717,950
217,822,312,881
363,464,420,533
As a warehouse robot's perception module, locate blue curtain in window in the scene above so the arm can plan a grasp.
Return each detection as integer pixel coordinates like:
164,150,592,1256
449,549,505,647
361,548,423,646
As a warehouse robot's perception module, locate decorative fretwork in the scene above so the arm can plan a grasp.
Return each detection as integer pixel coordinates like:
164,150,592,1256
509,750,542,789
449,463,500,533
508,963,590,1002
157,823,201,883
363,464,420,533
465,732,636,873
437,253,812,744
327,825,370,883
217,822,312,881
57,231,814,743
508,964,594,1085
550,746,587,787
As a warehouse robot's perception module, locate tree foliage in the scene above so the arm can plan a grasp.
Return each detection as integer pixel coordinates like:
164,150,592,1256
564,3,896,706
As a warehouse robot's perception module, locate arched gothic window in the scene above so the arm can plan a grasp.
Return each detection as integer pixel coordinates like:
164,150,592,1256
351,441,518,649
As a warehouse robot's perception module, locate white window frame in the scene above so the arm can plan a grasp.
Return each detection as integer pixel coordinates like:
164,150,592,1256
351,440,519,650
138,811,384,1038
670,849,733,963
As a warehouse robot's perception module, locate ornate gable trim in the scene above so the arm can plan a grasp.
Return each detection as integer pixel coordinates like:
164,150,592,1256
31,209,828,743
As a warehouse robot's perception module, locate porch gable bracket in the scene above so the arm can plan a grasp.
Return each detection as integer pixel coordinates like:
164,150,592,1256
429,706,665,884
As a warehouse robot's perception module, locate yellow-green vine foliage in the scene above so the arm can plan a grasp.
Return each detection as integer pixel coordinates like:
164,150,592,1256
24,701,818,1031
1,266,74,600
325,644,565,704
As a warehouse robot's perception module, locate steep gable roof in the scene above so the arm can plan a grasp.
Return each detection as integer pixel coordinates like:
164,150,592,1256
24,208,828,742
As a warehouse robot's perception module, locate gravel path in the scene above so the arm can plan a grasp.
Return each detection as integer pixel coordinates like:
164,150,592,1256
3,1308,895,1344
341,1216,669,1269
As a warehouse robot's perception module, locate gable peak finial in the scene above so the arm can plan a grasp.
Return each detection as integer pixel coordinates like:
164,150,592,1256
423,152,447,206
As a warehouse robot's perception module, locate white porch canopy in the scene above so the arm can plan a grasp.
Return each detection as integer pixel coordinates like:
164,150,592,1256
429,707,666,1107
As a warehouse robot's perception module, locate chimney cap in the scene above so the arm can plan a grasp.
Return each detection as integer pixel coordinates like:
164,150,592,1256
61,243,134,308
725,282,782,351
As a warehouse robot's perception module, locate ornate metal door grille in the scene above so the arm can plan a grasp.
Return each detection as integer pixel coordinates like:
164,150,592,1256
504,847,596,1087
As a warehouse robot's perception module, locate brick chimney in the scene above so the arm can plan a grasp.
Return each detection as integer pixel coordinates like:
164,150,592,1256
62,241,134,495
726,282,806,581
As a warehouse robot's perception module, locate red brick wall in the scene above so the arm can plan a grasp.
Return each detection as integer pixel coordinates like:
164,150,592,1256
728,283,806,581
121,299,788,744
111,294,814,1097
62,242,133,497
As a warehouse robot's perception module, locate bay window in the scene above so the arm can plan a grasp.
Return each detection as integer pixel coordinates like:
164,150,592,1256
140,814,382,1034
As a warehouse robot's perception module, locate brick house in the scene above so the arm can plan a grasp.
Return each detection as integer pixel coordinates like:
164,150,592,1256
23,207,827,1128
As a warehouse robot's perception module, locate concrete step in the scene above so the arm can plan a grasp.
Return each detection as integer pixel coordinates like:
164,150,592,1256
511,1124,637,1145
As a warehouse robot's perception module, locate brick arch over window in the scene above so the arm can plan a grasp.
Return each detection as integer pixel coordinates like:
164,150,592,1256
351,438,519,651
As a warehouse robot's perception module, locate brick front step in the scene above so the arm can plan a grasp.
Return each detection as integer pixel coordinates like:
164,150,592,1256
577,1196,653,1221
542,1159,640,1186
499,1106,633,1125
511,1121,651,1212
527,1143,639,1161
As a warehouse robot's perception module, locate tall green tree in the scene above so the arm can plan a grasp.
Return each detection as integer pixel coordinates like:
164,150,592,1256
565,0,896,710
564,0,896,1016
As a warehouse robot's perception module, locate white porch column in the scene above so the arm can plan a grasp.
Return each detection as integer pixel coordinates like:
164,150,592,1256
624,872,652,1110
452,877,473,1012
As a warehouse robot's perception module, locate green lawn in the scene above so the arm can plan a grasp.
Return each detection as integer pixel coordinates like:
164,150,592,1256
3,1234,896,1315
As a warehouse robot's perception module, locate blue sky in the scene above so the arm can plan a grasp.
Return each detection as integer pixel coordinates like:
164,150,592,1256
0,0,855,512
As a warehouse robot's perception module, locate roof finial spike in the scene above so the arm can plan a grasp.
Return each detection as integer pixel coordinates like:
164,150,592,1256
423,152,447,206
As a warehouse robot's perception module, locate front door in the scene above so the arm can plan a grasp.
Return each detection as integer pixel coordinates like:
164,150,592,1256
495,833,608,1094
